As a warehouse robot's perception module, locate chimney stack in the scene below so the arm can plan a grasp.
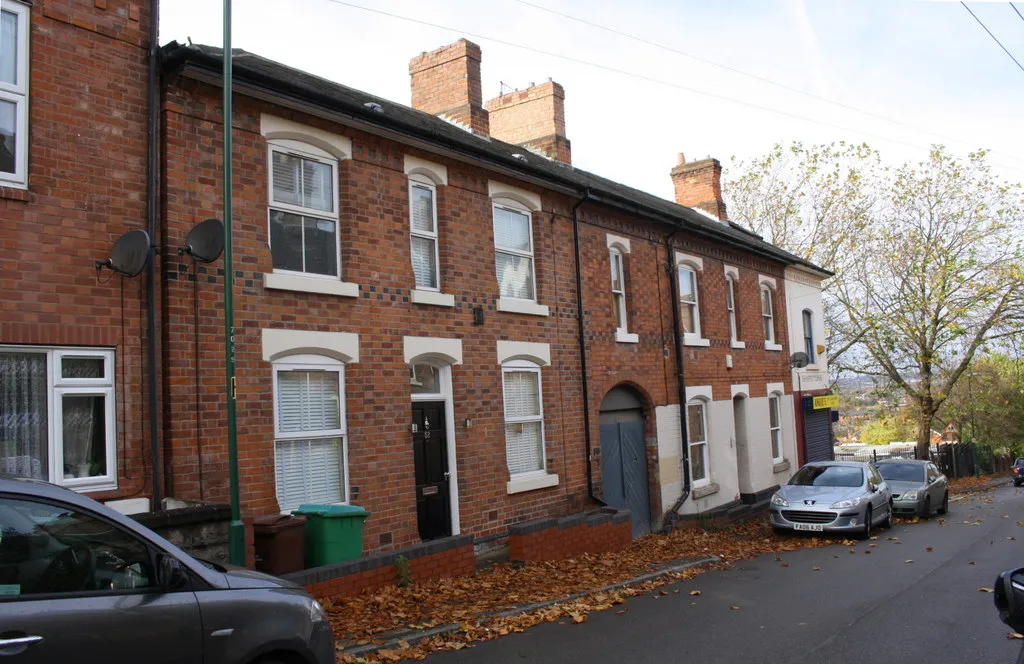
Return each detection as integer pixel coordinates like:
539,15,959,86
409,39,489,136
670,153,728,222
485,80,571,164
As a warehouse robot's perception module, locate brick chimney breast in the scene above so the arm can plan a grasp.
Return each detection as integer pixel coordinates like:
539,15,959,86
485,80,571,164
670,155,728,222
409,39,489,136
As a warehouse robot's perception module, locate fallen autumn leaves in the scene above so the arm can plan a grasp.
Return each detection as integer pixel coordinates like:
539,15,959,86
328,521,832,662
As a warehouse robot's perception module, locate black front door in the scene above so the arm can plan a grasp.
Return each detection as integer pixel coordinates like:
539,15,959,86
412,401,451,540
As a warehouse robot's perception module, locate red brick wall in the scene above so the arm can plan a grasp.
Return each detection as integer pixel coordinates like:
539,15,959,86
0,0,153,501
160,79,594,553
508,510,633,563
485,81,571,163
301,539,475,599
159,66,794,554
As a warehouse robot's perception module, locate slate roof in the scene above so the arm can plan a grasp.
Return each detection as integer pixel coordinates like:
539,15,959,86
162,42,828,274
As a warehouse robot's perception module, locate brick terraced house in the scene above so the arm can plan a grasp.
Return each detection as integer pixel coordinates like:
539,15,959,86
155,37,830,552
0,0,833,570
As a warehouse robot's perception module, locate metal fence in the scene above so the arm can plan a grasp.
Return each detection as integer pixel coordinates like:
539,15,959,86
834,443,1012,479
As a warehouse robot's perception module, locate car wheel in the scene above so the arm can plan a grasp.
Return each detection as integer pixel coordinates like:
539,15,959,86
882,501,893,529
937,492,948,515
920,496,931,519
858,506,872,540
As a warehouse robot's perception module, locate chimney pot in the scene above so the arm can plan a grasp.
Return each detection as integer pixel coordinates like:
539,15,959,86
677,152,686,166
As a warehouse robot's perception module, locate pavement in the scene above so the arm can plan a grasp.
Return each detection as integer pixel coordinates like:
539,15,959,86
417,480,1024,664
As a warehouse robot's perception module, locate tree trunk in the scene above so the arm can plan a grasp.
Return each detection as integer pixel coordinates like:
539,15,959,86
916,405,932,460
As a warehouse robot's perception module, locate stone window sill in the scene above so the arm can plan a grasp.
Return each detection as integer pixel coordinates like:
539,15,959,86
691,482,719,499
765,341,784,352
497,298,549,317
684,334,711,348
773,459,791,474
615,329,639,344
507,473,559,494
411,289,455,307
730,340,746,349
263,272,359,298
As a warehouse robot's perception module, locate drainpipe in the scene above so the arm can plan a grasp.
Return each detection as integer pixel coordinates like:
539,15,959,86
572,189,604,506
662,231,691,530
146,0,163,510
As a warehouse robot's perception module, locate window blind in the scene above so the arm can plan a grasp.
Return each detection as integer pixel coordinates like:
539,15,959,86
493,207,531,252
505,422,543,475
276,370,341,434
411,185,434,233
411,236,438,289
503,371,540,418
496,252,534,299
275,437,344,511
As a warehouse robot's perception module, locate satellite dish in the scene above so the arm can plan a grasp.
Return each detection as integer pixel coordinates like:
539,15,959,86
95,229,150,277
790,352,810,369
180,218,224,263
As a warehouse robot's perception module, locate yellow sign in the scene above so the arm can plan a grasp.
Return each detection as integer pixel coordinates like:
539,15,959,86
813,394,839,409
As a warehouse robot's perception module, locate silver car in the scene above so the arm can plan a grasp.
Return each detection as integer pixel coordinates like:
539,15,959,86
0,476,334,664
875,459,948,518
770,461,893,539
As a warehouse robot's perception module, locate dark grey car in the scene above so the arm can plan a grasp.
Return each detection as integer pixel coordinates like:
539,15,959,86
875,459,948,517
0,477,333,663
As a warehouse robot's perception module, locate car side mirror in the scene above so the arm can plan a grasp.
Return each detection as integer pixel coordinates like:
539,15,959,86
995,569,1024,633
158,555,187,590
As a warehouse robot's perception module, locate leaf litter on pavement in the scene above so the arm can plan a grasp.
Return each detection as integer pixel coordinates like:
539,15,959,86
328,521,834,662
332,479,1007,663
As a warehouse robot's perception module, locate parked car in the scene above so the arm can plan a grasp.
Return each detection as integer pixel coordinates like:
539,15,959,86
875,459,948,518
770,461,892,539
0,475,333,664
1012,458,1024,487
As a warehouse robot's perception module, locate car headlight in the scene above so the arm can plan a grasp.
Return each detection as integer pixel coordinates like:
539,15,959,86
308,598,328,625
900,491,919,501
771,493,788,507
830,497,864,509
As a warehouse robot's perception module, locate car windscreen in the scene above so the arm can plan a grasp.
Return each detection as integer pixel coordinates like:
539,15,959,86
789,465,864,488
877,464,925,483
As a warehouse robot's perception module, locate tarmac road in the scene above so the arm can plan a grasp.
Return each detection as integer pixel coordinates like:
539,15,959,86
428,484,1024,664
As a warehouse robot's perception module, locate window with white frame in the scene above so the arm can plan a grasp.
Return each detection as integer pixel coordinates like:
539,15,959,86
0,347,116,491
726,275,738,344
686,399,709,485
267,140,340,278
761,285,775,343
0,0,29,187
493,202,536,300
610,248,628,332
502,360,545,476
409,178,440,290
273,355,347,512
769,393,783,462
678,265,700,335
803,309,815,362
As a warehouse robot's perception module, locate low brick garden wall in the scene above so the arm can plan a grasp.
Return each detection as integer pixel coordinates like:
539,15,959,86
508,508,632,563
284,534,474,598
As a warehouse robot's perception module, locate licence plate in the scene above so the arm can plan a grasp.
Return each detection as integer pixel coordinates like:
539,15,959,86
793,523,824,532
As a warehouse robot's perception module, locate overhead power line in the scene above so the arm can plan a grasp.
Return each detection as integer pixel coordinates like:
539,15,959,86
315,0,1024,174
513,0,1002,158
1011,2,1024,24
962,1,1024,74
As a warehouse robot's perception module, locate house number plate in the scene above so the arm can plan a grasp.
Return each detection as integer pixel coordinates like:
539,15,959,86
422,486,439,496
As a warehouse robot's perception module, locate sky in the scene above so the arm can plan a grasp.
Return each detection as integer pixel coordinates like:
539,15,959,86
160,0,1024,202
